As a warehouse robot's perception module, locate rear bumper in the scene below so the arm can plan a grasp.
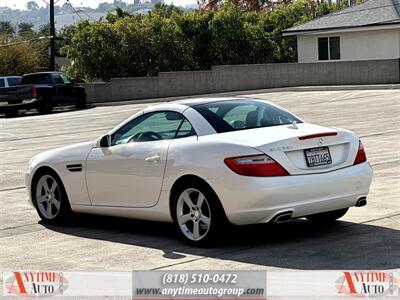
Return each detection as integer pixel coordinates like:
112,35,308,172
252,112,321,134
207,162,373,225
0,99,37,112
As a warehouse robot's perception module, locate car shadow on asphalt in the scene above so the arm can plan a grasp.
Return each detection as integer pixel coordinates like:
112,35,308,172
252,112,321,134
41,214,400,270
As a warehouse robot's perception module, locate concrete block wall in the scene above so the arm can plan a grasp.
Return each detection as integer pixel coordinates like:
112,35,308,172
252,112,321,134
85,58,400,103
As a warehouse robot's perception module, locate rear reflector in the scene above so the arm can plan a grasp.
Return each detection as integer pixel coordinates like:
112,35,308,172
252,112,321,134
298,132,337,140
353,140,367,165
224,154,289,177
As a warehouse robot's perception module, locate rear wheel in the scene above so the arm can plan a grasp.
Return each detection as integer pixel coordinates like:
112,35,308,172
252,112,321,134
37,97,53,114
4,109,18,118
306,208,349,223
172,182,228,245
32,171,72,224
76,94,86,109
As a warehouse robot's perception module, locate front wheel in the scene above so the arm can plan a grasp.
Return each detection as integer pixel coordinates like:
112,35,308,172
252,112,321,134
172,182,229,246
306,208,349,224
32,171,72,224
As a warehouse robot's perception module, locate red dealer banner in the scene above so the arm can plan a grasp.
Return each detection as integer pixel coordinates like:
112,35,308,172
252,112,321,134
2,270,399,299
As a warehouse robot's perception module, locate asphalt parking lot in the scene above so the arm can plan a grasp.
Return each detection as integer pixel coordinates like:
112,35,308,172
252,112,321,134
0,89,399,276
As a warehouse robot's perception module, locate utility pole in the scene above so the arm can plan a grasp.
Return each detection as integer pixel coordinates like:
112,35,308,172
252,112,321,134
50,0,56,71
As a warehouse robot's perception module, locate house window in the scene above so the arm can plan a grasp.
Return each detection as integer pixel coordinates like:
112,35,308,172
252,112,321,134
318,36,340,60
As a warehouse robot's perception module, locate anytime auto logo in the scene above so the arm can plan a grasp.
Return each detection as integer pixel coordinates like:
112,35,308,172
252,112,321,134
336,271,398,297
4,271,69,297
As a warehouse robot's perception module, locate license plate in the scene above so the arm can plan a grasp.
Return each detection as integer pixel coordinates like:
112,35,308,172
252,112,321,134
304,147,332,167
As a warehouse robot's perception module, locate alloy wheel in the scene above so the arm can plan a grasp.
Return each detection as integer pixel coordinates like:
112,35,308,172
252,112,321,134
176,188,211,241
35,175,62,220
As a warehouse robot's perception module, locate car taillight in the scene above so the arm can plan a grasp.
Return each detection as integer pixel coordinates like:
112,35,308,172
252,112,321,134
224,154,289,177
353,140,367,165
31,87,37,98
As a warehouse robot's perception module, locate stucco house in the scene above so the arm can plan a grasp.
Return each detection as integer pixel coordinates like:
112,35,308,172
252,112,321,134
283,0,400,63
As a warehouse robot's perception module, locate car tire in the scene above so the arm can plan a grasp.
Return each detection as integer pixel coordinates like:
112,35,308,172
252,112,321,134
32,170,73,225
37,97,54,114
76,94,86,109
4,109,18,118
306,208,349,224
171,181,229,246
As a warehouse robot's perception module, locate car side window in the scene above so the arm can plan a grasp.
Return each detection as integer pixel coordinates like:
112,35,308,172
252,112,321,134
0,79,5,88
7,78,21,86
175,119,196,139
52,74,64,84
111,111,186,145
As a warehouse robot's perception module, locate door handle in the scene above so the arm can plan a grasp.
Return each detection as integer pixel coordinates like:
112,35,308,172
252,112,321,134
145,154,161,162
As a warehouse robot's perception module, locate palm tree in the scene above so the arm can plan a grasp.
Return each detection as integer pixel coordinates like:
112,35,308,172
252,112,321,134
39,23,51,36
18,23,35,35
0,21,15,35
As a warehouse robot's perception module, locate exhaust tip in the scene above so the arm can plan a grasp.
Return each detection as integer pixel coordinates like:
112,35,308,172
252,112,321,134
271,211,293,223
356,197,367,207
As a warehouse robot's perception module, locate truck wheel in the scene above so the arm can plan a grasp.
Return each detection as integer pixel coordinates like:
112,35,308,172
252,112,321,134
76,94,86,109
4,109,18,118
37,98,53,114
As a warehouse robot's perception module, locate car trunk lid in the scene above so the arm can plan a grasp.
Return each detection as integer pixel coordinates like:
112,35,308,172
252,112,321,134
202,123,357,175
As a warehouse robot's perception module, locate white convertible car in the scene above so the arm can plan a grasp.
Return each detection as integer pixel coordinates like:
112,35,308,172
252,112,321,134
26,98,373,244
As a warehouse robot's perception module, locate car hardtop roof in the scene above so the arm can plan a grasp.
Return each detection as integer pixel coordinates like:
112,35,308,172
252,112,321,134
23,71,63,77
173,97,266,107
142,97,269,115
0,75,22,78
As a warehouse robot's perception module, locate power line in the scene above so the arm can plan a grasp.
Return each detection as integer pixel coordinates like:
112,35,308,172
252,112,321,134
1,30,37,37
41,0,62,5
40,0,50,6
0,36,50,48
65,0,98,22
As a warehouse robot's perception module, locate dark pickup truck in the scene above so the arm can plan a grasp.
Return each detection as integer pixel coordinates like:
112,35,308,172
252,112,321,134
0,72,86,117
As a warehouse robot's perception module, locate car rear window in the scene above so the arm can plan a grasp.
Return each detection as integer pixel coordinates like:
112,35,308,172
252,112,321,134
22,74,52,84
192,99,302,133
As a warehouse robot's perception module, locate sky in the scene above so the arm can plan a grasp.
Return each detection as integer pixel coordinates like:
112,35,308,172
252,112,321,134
0,0,196,10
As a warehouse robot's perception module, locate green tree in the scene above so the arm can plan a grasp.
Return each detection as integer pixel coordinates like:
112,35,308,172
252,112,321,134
176,10,213,70
0,21,15,35
148,12,196,74
18,23,35,35
61,1,345,81
0,37,41,75
208,2,274,65
26,1,40,11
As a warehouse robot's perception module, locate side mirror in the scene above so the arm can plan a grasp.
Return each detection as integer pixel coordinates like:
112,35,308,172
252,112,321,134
97,134,111,148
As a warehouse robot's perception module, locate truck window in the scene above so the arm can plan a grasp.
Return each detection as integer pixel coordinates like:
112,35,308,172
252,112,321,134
60,73,71,84
22,74,52,85
0,79,5,88
7,77,21,86
52,74,64,84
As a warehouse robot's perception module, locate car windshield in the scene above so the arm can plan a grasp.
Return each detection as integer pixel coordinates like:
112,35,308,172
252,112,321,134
192,99,302,133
